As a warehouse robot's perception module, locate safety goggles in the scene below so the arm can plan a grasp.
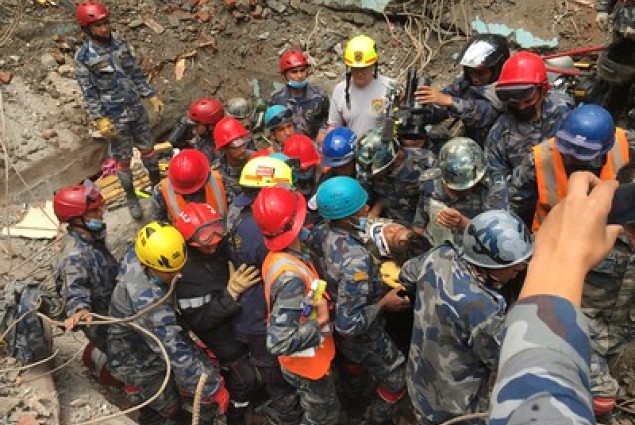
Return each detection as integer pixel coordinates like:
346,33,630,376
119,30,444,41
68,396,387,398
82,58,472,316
555,129,612,161
495,84,538,104
268,108,293,129
188,220,227,247
229,137,250,149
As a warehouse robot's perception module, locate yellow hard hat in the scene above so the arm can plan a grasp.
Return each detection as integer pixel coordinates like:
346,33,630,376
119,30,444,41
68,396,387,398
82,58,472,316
344,34,378,68
239,156,293,188
135,221,187,272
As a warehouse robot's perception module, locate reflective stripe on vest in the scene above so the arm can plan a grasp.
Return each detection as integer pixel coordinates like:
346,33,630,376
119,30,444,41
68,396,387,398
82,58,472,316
262,251,335,380
177,294,212,310
533,128,630,231
161,170,227,223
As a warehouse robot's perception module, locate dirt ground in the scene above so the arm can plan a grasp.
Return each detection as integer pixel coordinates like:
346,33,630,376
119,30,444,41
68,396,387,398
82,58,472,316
1,0,631,424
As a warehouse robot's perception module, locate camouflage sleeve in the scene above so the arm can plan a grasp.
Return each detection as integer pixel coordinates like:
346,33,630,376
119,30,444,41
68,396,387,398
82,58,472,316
596,0,617,12
151,185,169,222
120,41,155,98
413,182,433,230
469,308,505,370
448,96,501,132
485,123,511,206
58,255,92,316
489,295,594,425
317,95,331,130
266,271,322,356
399,254,426,294
335,246,380,336
74,49,105,119
136,294,223,398
509,153,538,226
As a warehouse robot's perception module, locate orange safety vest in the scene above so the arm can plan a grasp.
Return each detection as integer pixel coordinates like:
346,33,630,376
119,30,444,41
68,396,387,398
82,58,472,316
160,169,228,224
533,128,630,231
262,251,335,380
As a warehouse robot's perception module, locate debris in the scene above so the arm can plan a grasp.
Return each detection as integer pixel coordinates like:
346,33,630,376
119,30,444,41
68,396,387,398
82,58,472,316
143,16,165,34
40,54,59,69
41,129,58,140
308,0,391,13
0,72,13,85
128,18,145,29
0,202,59,239
175,57,187,81
194,10,212,22
471,16,559,49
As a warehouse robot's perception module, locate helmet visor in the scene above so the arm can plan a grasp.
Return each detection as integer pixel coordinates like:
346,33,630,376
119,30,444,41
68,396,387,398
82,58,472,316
268,108,293,129
555,130,612,161
229,137,250,149
495,84,537,104
188,220,226,247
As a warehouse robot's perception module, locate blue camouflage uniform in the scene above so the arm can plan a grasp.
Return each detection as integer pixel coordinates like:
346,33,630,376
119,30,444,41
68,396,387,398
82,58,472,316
422,78,504,146
54,229,119,352
266,248,340,425
107,247,223,420
485,90,573,205
213,153,252,206
365,147,437,226
226,194,303,424
311,222,407,424
194,133,218,165
402,243,506,424
269,84,330,140
75,35,156,163
489,295,595,425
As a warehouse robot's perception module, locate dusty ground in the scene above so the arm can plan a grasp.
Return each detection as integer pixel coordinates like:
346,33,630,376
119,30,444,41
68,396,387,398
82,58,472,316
1,0,629,423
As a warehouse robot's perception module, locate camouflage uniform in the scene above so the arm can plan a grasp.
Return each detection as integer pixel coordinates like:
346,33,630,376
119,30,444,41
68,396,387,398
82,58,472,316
107,247,223,420
269,84,330,140
213,153,251,206
75,35,156,164
194,133,218,165
422,77,504,146
414,176,504,246
488,295,595,425
311,222,406,424
581,236,635,397
363,147,437,226
54,230,119,352
484,90,573,205
402,243,506,424
266,248,340,425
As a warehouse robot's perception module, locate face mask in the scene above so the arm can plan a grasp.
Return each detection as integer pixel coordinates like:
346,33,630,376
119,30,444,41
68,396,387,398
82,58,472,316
85,218,105,232
149,275,163,286
299,228,311,241
287,79,308,89
349,216,368,233
508,103,538,122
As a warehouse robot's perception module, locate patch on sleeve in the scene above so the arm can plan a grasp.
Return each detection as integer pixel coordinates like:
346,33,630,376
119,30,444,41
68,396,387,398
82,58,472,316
353,271,369,282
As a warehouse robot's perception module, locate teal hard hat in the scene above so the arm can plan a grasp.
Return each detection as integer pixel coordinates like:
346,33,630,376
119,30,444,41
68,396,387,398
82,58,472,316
316,176,368,220
264,105,292,130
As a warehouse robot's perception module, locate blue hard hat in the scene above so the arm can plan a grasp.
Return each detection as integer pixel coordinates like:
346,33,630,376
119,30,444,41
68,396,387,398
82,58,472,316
555,104,615,161
316,176,368,220
322,127,357,167
264,105,292,130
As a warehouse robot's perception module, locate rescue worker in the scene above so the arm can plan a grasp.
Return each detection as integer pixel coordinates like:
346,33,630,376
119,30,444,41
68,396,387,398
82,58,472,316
264,105,297,151
166,97,225,162
151,149,227,223
510,104,633,230
50,181,119,385
595,0,635,121
74,1,164,220
227,157,303,424
283,134,321,198
485,51,573,205
356,129,436,226
253,186,340,425
313,176,410,425
174,203,261,425
414,33,509,146
326,34,393,140
413,137,500,246
107,222,230,424
226,97,252,126
490,172,619,425
270,50,330,140
319,126,358,180
212,117,253,204
403,210,533,425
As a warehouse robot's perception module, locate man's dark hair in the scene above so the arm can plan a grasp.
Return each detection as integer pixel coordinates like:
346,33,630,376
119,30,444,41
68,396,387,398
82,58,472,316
616,163,635,184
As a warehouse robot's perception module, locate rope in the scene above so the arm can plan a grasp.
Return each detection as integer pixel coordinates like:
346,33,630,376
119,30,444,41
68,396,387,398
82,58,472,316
0,0,25,47
438,412,489,425
192,372,208,425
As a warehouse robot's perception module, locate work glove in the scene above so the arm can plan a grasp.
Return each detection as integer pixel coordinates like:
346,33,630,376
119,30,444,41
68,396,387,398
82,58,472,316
380,260,403,289
202,381,230,415
596,12,609,31
94,117,115,138
148,95,164,113
227,262,261,300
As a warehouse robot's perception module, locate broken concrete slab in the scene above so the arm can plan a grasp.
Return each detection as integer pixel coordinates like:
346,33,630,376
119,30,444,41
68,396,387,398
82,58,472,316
471,16,559,49
0,201,59,239
307,0,391,13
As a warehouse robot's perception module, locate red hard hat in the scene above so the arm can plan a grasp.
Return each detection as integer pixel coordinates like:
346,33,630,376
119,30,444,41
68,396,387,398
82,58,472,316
168,149,210,195
175,203,226,247
279,50,309,74
188,98,225,126
213,117,250,150
54,185,104,223
76,1,109,28
283,135,320,170
496,51,547,87
253,187,307,251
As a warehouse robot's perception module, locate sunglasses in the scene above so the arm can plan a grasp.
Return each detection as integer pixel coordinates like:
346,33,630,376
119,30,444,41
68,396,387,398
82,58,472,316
495,84,538,104
188,220,227,247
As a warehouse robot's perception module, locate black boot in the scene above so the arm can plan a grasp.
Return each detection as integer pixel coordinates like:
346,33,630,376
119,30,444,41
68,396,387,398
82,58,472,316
118,169,143,220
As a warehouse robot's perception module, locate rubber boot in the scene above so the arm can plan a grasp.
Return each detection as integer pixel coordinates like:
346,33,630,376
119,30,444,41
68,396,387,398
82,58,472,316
118,169,143,220
143,157,162,188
